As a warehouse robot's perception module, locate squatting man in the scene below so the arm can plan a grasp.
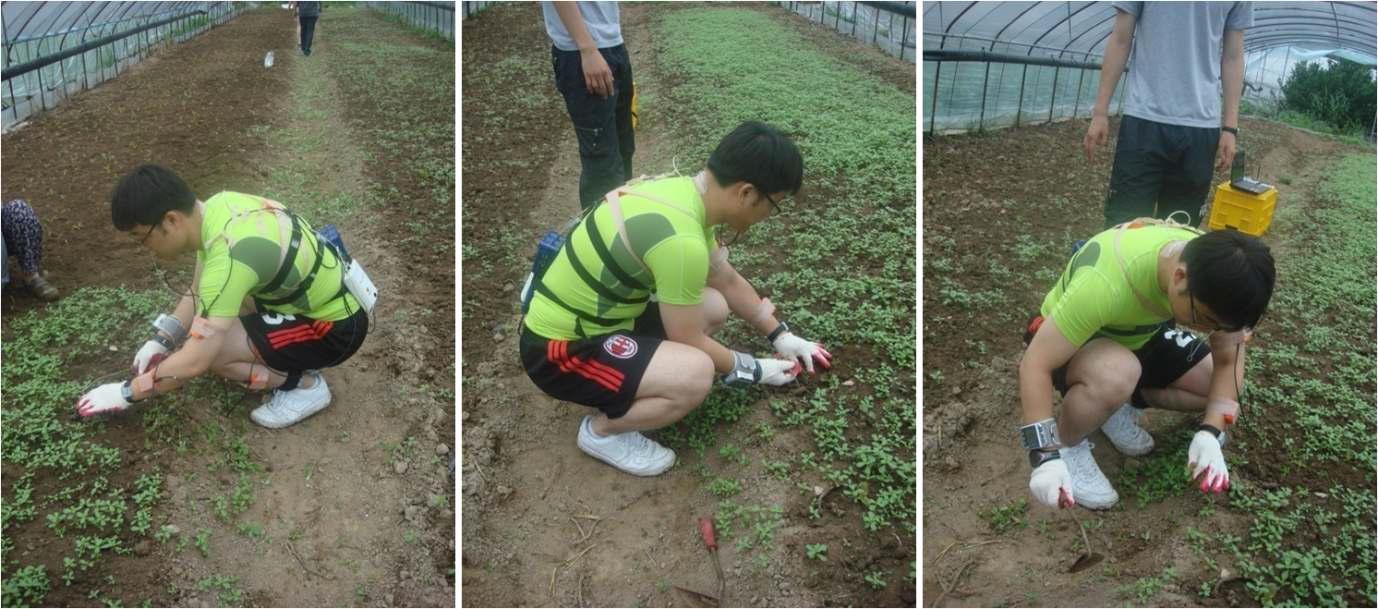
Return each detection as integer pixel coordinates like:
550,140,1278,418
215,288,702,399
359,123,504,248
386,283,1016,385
1018,221,1275,509
520,121,833,476
76,165,375,428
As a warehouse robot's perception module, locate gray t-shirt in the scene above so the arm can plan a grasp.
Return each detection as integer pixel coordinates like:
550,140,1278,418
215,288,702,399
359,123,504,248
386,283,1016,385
1113,1,1253,128
541,1,622,51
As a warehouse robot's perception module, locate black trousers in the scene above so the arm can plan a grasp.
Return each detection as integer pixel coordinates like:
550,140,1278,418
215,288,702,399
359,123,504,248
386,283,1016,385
552,44,635,211
299,16,318,55
1103,115,1221,228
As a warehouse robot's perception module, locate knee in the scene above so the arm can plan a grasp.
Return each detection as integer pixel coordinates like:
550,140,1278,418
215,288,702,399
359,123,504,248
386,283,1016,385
1092,359,1141,404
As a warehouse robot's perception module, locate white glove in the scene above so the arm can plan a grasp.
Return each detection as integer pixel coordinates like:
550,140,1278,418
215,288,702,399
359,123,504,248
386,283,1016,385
1029,458,1075,509
1187,430,1230,494
771,332,833,374
132,340,169,376
756,358,799,386
76,383,133,418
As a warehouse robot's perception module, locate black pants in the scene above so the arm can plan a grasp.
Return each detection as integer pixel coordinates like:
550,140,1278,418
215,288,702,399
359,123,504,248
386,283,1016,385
552,44,635,211
299,16,318,55
1103,115,1221,229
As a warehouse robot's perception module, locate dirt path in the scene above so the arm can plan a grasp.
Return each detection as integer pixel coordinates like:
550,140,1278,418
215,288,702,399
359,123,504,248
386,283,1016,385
2,7,453,607
921,118,1359,607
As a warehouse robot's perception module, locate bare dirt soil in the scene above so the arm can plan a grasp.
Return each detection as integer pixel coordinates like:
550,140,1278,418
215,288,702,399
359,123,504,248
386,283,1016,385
2,7,453,607
461,3,914,607
921,117,1367,607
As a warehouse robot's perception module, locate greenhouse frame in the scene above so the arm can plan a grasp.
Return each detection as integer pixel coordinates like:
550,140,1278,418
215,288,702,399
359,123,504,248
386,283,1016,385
923,1,1377,134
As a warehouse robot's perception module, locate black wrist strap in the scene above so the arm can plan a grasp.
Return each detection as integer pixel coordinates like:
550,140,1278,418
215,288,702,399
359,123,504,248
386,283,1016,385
1221,126,1239,136
1197,423,1223,439
1028,448,1062,468
767,321,789,342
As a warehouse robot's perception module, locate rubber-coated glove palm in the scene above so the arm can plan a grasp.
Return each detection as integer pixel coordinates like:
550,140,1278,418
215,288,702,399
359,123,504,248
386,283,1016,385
76,383,132,418
1187,430,1230,494
1029,458,1075,509
771,332,832,374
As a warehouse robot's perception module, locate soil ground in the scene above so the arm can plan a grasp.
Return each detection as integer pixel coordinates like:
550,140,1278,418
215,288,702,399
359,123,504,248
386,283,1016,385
2,6,454,607
921,117,1371,607
460,3,915,607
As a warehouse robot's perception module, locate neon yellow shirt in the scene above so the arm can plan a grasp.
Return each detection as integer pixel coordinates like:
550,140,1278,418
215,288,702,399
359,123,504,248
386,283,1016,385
196,192,359,321
525,176,715,340
1040,224,1200,350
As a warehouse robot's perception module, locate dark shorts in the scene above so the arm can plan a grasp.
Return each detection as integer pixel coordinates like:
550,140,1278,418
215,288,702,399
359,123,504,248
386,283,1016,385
1024,315,1210,396
520,305,666,419
1104,115,1222,229
243,308,368,373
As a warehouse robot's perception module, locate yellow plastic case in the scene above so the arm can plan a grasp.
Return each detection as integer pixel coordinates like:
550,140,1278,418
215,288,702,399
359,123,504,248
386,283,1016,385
1208,182,1277,236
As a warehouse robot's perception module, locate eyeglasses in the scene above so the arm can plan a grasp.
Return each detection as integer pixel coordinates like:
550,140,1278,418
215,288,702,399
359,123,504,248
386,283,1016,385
1189,292,1243,334
139,224,158,246
761,190,787,216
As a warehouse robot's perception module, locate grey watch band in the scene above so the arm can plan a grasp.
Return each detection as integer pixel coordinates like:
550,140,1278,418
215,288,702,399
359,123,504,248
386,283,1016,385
720,351,761,386
151,314,187,344
1019,418,1060,451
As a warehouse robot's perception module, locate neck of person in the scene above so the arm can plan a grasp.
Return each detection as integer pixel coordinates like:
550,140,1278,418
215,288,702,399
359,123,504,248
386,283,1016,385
188,200,207,251
697,170,732,228
1155,240,1186,293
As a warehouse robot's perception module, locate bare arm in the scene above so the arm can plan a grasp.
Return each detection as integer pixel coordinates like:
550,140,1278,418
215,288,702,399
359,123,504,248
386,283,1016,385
552,1,597,51
1092,10,1136,116
706,258,779,337
660,302,735,374
1083,9,1137,161
1220,29,1245,129
130,316,232,400
1018,318,1079,427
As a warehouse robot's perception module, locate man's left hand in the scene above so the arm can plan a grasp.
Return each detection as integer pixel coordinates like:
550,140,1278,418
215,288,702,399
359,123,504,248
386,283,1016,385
772,332,832,374
1215,131,1237,172
76,383,132,418
1187,430,1230,494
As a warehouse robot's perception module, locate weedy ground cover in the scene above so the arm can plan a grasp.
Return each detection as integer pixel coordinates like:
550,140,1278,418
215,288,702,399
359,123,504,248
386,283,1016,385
651,4,915,582
1208,153,1377,607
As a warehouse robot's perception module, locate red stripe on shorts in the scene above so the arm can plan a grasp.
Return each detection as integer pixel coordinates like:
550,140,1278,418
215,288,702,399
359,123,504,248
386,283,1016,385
568,356,621,392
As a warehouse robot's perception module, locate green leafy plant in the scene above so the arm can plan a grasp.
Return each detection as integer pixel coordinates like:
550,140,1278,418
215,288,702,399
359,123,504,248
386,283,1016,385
805,543,828,561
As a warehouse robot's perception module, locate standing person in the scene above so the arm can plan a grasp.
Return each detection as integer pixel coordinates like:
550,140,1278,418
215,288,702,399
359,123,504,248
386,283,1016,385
75,165,371,428
294,1,321,56
1083,2,1253,228
1,199,60,301
520,122,832,476
1019,222,1274,510
542,1,635,211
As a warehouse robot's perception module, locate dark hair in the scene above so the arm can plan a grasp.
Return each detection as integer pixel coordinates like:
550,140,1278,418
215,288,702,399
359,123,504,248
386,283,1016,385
1182,229,1276,330
110,164,196,231
706,121,803,197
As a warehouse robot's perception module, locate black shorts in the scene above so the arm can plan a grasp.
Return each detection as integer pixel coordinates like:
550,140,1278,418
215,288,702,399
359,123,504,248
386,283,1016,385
1024,315,1210,396
243,308,369,373
520,306,666,419
1103,115,1221,229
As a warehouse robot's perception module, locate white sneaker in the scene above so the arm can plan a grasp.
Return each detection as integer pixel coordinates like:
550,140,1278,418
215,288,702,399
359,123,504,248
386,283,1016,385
1059,439,1119,510
251,372,331,429
576,415,676,476
1101,402,1155,456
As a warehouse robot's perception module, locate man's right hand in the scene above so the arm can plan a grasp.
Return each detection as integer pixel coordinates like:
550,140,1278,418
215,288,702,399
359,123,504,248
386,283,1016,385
132,340,169,376
580,48,614,98
1083,114,1110,162
1030,457,1075,509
